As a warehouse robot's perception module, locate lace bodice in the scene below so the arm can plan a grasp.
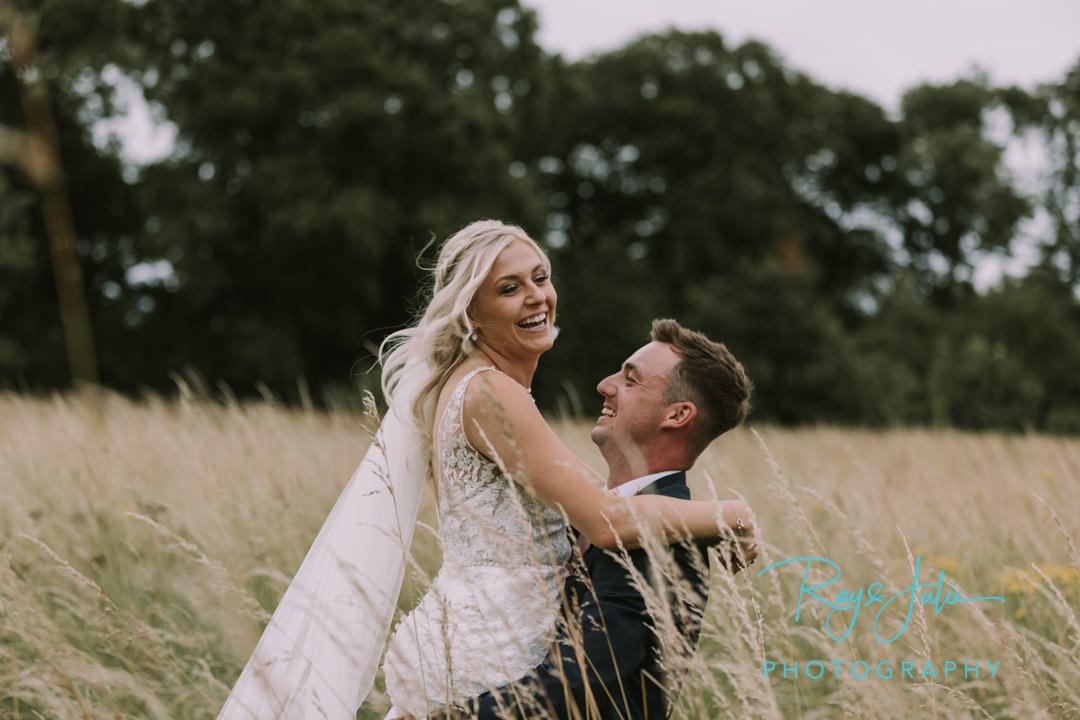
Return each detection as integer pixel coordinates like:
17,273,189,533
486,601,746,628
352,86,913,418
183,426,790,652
434,366,570,570
381,366,571,717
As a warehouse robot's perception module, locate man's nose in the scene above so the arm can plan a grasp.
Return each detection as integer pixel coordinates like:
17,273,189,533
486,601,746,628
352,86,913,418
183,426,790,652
596,373,616,396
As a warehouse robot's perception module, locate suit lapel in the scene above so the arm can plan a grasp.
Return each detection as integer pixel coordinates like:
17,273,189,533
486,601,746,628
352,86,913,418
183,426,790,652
580,472,690,572
635,470,688,498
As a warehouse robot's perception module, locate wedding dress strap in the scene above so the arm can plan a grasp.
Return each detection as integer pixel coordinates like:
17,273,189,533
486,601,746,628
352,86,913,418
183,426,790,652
434,365,493,433
456,365,499,395
451,364,498,427
432,365,496,473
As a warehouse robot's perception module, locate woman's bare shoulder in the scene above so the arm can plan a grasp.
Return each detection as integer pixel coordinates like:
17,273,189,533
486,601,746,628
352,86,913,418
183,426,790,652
461,367,536,420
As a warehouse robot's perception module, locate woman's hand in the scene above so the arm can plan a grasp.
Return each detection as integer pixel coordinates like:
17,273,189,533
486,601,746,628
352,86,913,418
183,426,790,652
719,499,755,540
719,524,761,572
716,504,761,573
705,499,759,572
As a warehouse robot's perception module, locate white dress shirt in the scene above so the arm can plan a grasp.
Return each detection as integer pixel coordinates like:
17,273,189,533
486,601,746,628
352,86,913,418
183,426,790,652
611,470,682,498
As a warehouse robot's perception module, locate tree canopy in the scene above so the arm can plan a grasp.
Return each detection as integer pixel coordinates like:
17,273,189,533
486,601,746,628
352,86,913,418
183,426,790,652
2,0,1079,431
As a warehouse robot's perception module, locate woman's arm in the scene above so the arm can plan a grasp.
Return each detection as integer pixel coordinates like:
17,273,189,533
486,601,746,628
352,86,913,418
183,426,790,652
462,371,753,550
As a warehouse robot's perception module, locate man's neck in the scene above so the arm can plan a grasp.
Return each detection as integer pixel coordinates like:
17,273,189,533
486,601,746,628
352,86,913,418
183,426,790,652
604,459,643,492
606,468,637,491
602,440,688,491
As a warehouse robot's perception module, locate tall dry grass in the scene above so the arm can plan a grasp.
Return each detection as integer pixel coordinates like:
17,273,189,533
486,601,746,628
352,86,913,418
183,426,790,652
1,388,1078,719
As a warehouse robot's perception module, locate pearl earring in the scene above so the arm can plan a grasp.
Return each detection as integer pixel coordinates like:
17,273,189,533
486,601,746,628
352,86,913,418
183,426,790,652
470,330,479,343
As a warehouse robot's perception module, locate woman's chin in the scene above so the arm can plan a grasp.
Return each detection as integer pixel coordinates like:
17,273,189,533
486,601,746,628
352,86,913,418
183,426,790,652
523,339,555,358
514,327,556,355
535,329,557,354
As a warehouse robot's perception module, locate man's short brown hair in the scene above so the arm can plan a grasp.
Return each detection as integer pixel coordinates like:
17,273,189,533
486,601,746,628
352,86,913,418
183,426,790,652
651,318,752,457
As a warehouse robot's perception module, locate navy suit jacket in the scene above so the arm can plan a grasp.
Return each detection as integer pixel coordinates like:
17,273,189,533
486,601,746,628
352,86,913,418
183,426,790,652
458,472,712,720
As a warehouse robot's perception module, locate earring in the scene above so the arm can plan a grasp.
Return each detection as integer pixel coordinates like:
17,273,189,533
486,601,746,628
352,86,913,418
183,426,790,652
470,330,479,343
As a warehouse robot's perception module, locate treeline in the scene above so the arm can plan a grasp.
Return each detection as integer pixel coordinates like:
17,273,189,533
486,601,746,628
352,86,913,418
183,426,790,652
2,0,1079,431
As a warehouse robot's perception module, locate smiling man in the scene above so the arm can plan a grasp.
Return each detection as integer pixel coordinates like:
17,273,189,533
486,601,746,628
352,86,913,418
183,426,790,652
455,318,757,720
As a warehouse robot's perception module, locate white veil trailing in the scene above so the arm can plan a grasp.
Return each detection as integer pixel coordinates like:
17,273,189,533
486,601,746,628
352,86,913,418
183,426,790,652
218,377,429,720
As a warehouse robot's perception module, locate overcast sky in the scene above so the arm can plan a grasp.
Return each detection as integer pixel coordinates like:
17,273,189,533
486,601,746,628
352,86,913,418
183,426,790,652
523,0,1079,110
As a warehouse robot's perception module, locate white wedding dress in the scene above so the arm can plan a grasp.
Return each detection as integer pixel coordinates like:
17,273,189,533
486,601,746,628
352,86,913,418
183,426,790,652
382,366,571,717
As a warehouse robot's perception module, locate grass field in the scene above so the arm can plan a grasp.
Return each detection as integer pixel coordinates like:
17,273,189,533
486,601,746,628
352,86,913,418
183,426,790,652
1,388,1078,719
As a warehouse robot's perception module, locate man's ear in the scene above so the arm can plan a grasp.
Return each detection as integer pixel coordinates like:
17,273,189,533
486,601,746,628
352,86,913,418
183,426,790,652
660,402,696,430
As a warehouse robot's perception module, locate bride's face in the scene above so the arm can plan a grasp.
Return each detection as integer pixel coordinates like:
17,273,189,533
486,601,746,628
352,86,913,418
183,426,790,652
469,239,557,359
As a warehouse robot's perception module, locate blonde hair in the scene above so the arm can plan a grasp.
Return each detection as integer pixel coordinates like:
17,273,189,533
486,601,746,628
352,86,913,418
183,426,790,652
379,220,551,436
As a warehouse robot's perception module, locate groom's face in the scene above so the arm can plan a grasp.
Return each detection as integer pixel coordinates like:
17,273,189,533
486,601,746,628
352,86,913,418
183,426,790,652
591,342,680,451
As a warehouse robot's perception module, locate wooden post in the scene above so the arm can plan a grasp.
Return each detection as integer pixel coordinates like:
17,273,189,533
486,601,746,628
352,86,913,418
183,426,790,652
1,1,99,386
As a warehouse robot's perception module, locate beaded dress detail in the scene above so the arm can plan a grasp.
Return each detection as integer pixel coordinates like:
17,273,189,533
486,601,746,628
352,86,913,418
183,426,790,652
382,367,571,716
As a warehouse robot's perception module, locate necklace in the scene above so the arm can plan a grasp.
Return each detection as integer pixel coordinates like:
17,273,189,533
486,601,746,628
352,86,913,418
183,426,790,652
471,352,533,397
490,366,533,397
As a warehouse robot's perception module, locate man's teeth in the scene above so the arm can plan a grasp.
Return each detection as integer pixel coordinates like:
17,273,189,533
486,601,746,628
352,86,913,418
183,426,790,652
518,312,547,329
601,408,615,417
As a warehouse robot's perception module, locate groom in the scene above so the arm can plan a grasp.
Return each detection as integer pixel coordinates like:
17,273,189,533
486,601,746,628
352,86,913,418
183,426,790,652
454,318,757,719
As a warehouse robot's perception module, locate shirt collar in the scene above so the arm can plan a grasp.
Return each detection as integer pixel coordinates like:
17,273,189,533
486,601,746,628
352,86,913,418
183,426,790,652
611,470,682,498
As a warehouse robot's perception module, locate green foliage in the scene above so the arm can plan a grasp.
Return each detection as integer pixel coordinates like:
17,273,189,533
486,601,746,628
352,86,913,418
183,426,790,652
2,2,1080,430
855,269,1080,430
893,80,1031,301
101,0,551,393
0,14,141,388
1028,60,1080,287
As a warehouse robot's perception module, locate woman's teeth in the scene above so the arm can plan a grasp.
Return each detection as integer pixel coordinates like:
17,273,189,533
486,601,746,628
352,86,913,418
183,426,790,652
518,312,547,330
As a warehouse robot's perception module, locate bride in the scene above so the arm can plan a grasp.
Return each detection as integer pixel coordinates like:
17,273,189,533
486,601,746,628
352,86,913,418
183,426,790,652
218,220,754,719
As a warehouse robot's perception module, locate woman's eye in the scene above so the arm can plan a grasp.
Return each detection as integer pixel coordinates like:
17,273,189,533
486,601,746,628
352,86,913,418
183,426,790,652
500,284,518,295
534,274,549,284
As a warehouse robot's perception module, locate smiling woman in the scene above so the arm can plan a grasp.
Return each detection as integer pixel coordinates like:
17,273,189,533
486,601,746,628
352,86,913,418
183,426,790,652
468,237,558,386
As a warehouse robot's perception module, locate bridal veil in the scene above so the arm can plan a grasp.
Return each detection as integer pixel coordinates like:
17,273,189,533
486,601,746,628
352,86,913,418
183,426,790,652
218,386,428,719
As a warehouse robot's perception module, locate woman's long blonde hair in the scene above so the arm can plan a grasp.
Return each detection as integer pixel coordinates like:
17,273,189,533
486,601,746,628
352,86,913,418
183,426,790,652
379,220,551,438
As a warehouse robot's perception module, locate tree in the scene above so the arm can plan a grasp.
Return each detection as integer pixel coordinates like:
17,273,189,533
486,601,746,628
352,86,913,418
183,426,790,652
1005,58,1080,288
1,0,140,389
519,31,899,419
889,79,1031,304
101,0,549,395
